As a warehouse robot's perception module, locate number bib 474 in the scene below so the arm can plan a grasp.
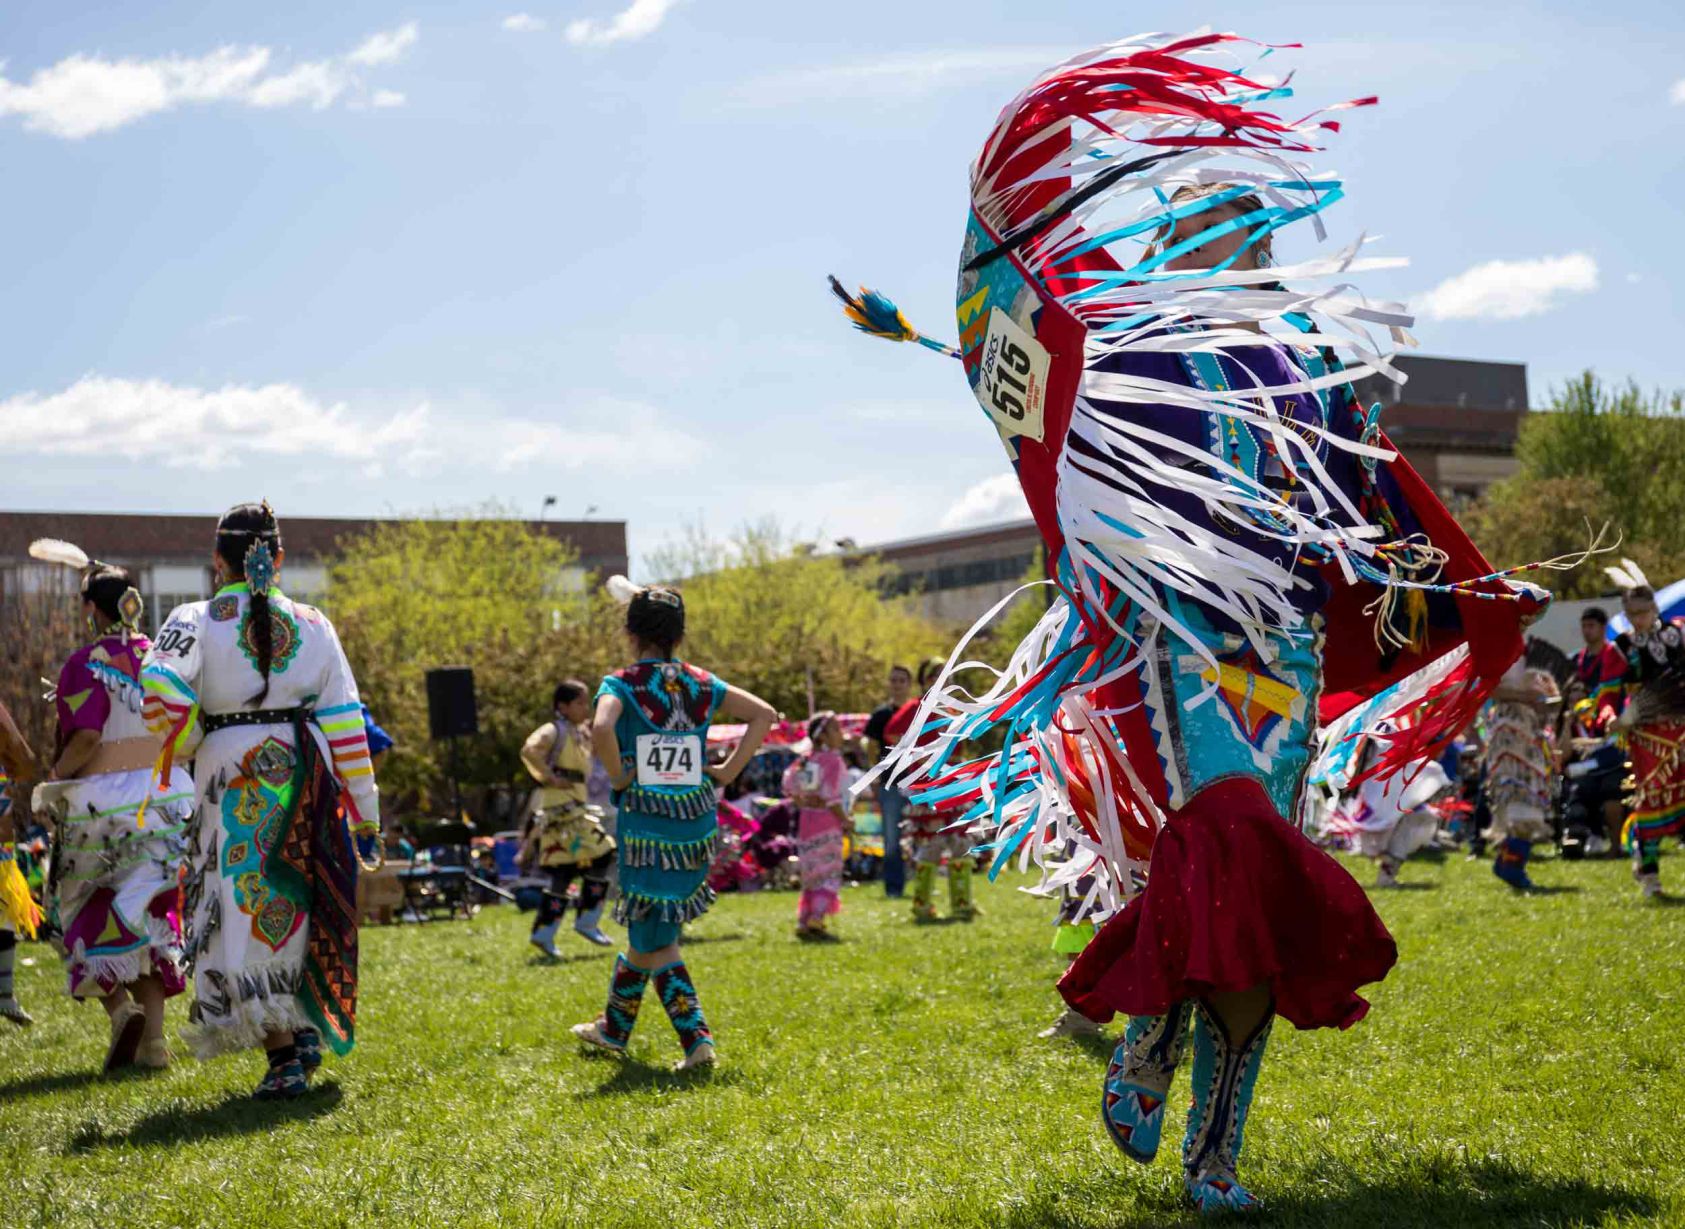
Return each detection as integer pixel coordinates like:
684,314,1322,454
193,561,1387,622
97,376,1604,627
635,733,704,789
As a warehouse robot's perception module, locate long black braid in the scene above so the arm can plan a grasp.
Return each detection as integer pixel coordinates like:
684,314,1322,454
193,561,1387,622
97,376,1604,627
215,502,283,706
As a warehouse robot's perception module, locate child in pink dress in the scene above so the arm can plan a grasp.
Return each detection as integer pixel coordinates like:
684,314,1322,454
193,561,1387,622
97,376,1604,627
783,713,851,940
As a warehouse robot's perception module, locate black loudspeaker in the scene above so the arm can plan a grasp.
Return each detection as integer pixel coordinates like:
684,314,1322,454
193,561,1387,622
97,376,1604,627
425,667,479,740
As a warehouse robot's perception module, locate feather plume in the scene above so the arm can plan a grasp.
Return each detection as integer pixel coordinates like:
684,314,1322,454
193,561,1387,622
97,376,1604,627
0,854,42,941
1605,557,1651,592
605,575,642,605
827,276,962,359
28,538,90,570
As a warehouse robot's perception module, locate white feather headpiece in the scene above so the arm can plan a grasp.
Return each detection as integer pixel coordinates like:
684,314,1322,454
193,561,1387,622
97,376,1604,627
605,574,642,605
1604,557,1651,593
28,538,90,571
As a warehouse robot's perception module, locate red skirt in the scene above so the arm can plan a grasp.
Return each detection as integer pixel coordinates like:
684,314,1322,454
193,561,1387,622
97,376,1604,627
1060,778,1397,1031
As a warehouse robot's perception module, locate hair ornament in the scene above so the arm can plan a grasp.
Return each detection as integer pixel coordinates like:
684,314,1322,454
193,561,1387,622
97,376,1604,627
605,574,641,605
244,538,277,593
116,586,144,640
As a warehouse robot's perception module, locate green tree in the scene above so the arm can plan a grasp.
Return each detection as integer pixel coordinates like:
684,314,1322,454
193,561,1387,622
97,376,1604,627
0,571,83,779
325,510,622,814
1467,373,1685,598
647,520,949,717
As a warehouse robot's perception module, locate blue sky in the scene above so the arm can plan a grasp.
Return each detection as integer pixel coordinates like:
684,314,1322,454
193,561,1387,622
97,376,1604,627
1,1,1681,572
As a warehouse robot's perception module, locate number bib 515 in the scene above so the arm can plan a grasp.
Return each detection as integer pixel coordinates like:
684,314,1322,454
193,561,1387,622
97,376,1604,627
635,733,704,789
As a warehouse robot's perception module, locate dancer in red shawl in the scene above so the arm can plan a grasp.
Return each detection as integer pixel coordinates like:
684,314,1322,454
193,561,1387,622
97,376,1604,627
835,33,1562,1213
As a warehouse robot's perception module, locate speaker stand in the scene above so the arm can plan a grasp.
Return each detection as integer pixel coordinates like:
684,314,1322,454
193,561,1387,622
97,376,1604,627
446,734,465,826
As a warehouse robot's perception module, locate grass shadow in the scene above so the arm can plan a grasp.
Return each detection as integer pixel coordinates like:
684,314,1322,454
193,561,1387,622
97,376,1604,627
527,951,614,967
0,1069,104,1099
1259,1158,1659,1229
1520,884,1584,896
572,1057,744,1100
67,1083,344,1152
677,932,747,947
1000,1157,1657,1229
1369,883,1437,893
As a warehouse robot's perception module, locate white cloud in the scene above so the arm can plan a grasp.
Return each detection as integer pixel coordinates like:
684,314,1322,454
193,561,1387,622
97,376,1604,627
502,13,548,32
246,61,350,110
1670,79,1685,105
564,0,680,47
370,89,407,109
940,472,1028,531
1414,252,1598,322
347,22,419,67
0,24,417,138
0,377,705,480
735,47,1064,106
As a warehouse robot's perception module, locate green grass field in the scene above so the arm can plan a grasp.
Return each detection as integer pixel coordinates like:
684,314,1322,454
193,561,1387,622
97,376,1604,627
3,849,1681,1228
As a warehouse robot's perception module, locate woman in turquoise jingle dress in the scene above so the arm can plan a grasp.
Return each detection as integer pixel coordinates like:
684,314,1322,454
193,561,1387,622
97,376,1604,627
571,579,775,1070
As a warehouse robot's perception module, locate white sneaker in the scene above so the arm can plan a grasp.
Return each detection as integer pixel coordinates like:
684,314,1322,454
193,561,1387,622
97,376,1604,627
529,921,561,958
674,1040,716,1071
1637,871,1663,899
570,1019,626,1054
1039,1007,1101,1039
1585,835,1611,856
573,922,614,947
0,998,31,1028
1375,861,1400,889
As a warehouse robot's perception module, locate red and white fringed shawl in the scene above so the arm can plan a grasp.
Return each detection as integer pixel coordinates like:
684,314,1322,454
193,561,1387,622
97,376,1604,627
853,33,1547,921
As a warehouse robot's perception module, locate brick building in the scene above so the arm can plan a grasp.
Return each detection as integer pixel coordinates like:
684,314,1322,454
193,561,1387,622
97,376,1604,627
1350,354,1527,508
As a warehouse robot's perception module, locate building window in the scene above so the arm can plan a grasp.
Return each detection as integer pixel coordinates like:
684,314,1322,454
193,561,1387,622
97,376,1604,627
886,552,1036,596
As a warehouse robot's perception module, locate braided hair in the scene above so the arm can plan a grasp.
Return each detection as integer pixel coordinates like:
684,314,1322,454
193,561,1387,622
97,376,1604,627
215,501,283,705
82,565,143,637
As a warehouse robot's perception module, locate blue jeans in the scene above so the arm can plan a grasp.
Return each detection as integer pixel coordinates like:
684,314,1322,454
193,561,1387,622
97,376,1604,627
877,785,906,897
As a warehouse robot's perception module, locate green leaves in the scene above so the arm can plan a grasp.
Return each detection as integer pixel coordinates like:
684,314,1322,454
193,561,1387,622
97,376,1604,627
646,520,948,720
1469,373,1685,599
324,513,950,811
325,507,614,807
